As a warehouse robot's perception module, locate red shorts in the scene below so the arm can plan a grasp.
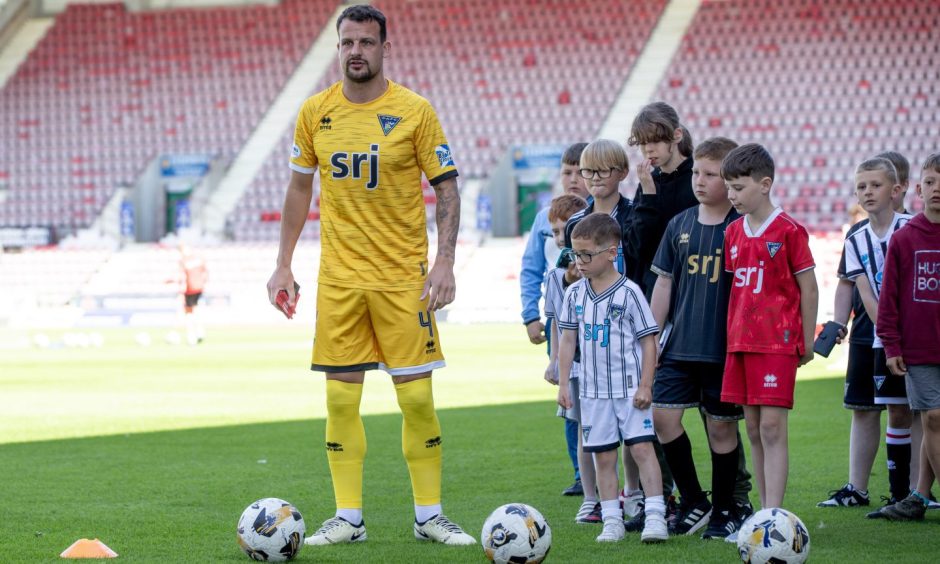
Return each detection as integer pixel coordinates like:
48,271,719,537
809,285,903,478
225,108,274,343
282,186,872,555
721,352,799,409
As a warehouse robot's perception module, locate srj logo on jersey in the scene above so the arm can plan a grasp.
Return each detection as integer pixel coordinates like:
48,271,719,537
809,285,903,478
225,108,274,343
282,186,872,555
766,241,783,258
584,319,610,347
377,114,402,136
734,261,765,294
435,144,454,167
331,144,379,190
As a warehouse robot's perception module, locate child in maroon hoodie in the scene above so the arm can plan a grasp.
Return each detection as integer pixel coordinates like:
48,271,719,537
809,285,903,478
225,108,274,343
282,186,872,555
877,153,940,520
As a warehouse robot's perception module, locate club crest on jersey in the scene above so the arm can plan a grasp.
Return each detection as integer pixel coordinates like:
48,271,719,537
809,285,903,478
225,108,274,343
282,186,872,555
874,375,886,390
766,241,783,258
377,114,402,136
608,305,625,319
435,144,454,167
581,425,591,441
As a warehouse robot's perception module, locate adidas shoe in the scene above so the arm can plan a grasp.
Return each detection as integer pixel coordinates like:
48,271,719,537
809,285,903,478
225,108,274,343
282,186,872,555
879,494,927,521
817,483,870,507
671,497,712,535
596,516,625,542
641,513,668,543
702,509,739,540
414,514,476,545
575,501,602,524
619,488,644,518
734,500,754,522
305,517,367,545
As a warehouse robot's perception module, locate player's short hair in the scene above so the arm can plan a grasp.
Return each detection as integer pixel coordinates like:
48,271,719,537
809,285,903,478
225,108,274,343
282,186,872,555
874,151,910,185
694,137,739,163
337,5,387,42
562,142,589,166
720,143,775,182
571,213,620,247
856,157,899,185
548,194,588,223
627,102,686,148
580,139,630,173
923,153,940,174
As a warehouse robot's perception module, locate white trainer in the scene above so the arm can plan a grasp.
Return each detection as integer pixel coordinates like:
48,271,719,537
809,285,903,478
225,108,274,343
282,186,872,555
596,517,625,542
304,517,367,546
414,514,476,545
641,513,668,543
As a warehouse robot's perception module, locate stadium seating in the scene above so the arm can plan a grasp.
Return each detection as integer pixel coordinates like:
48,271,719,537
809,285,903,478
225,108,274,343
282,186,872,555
654,0,939,232
228,0,667,241
0,0,338,235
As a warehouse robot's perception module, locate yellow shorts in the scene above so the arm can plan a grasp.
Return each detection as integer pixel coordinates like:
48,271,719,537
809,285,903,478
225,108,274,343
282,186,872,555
311,284,445,375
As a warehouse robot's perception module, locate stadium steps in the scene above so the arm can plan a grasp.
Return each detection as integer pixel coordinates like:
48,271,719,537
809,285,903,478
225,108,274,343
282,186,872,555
597,0,703,143
0,16,52,90
200,3,347,237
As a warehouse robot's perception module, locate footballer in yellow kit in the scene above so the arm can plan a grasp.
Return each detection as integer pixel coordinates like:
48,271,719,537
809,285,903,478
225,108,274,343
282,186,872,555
290,80,454,374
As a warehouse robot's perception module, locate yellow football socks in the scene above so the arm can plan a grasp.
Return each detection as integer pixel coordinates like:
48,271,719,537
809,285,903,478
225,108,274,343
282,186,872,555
394,378,442,506
325,379,366,509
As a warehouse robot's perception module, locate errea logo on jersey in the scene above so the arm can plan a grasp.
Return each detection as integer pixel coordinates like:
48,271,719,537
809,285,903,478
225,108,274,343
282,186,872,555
331,144,379,190
763,374,778,388
734,260,765,294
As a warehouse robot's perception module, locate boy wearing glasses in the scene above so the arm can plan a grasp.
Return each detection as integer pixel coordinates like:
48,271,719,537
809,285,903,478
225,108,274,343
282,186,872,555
564,139,674,523
557,213,667,543
563,139,658,288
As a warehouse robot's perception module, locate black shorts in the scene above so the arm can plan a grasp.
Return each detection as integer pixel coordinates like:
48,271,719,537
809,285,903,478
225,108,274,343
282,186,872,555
844,343,883,410
184,293,202,308
652,357,743,421
874,347,908,405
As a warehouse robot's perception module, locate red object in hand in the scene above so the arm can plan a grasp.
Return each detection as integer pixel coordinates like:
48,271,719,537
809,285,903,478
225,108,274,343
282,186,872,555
276,283,300,319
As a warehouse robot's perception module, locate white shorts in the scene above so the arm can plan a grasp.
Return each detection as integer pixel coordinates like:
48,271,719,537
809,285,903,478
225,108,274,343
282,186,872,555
580,396,656,453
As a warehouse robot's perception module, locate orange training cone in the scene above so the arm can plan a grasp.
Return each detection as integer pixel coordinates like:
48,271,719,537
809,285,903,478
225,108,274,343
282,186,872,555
60,538,118,558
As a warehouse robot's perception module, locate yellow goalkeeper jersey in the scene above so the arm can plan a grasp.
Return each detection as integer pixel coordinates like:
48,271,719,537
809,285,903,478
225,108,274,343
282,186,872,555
290,80,457,291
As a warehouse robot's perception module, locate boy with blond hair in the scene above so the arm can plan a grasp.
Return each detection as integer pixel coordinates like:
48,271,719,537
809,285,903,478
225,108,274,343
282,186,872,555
720,144,818,511
557,213,667,543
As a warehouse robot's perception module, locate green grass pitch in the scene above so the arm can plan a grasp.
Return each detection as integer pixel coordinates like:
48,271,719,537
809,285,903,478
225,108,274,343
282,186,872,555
1,323,939,562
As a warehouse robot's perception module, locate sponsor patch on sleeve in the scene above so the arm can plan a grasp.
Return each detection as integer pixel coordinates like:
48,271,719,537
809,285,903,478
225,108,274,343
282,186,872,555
291,143,301,159
435,144,454,168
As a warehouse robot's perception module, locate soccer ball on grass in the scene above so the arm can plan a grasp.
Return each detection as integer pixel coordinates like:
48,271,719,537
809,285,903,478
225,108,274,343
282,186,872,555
481,503,551,564
236,498,305,562
736,507,810,564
